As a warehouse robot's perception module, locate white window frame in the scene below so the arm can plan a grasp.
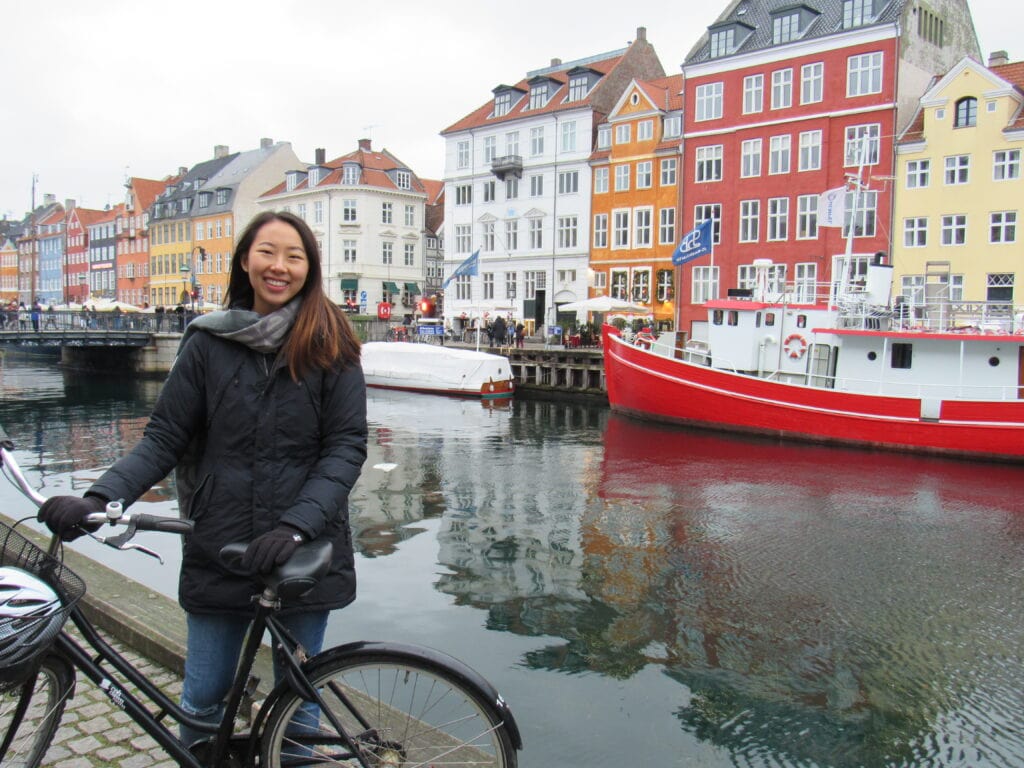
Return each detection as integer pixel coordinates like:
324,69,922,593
636,161,653,189
695,145,724,183
798,130,821,171
594,167,609,194
767,197,789,241
796,195,818,239
741,139,762,178
633,207,653,248
659,207,676,245
593,214,608,248
695,82,724,121
941,214,967,246
739,200,759,242
994,149,1021,180
847,51,883,97
903,217,928,247
769,135,791,175
801,62,823,104
771,69,793,109
906,159,930,188
743,74,763,114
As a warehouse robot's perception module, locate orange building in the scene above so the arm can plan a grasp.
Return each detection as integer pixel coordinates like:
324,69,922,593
116,177,167,308
0,237,17,303
589,75,683,330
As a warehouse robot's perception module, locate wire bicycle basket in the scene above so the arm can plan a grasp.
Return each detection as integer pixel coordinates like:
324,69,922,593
0,522,85,689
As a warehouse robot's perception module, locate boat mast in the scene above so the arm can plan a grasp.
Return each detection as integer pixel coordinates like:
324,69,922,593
834,134,871,317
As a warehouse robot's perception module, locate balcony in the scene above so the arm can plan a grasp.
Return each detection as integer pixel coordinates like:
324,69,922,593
490,155,523,181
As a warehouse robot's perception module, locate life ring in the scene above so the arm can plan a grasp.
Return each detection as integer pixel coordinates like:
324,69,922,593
783,333,807,359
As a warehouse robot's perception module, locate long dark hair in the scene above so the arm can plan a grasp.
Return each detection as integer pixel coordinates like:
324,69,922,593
226,210,360,379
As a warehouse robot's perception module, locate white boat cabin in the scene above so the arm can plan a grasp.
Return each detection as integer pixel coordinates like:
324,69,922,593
656,259,1024,402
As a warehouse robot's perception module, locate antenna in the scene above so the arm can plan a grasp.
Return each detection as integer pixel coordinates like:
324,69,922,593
361,124,379,139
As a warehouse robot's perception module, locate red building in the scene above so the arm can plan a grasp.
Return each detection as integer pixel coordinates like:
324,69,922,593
65,206,107,303
677,0,980,336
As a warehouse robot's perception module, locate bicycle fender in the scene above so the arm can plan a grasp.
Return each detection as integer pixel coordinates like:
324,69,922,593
257,639,523,751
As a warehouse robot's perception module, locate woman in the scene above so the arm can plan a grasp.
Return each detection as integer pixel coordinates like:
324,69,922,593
38,210,368,745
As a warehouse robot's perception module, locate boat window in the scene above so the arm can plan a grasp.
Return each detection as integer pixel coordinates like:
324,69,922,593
989,356,1000,367
796,314,807,328
891,342,912,369
765,312,776,326
867,351,877,361
728,311,739,326
713,310,724,325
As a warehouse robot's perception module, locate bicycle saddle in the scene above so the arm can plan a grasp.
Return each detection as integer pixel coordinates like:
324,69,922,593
220,539,334,601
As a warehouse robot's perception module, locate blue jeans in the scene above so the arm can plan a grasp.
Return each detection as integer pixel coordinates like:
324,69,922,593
180,611,328,747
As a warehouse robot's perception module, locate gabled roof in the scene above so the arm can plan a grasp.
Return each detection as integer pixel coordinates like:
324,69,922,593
261,142,427,197
441,52,625,134
128,177,167,211
686,0,908,65
421,178,444,206
68,207,108,230
37,207,65,227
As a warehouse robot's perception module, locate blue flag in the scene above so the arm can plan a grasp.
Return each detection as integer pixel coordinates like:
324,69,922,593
442,249,479,289
671,220,714,266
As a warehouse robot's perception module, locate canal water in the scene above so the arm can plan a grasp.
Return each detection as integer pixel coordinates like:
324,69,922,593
1,350,1023,768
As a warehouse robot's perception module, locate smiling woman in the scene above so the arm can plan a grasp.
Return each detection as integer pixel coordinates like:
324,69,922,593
241,219,310,316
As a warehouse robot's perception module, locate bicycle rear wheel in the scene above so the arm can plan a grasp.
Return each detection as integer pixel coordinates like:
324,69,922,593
261,650,517,767
0,654,74,768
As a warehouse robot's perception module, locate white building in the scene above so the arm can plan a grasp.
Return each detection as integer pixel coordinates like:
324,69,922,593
259,139,436,316
440,27,665,335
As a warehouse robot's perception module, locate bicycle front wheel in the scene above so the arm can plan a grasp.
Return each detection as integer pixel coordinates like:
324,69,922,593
0,654,74,768
261,651,517,768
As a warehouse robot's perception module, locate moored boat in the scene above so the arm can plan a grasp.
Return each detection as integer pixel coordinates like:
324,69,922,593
361,341,514,399
602,258,1024,462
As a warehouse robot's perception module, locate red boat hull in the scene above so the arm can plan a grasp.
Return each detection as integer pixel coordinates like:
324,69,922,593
602,325,1024,462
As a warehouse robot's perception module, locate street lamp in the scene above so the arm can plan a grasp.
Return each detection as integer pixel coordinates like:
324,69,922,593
189,246,207,311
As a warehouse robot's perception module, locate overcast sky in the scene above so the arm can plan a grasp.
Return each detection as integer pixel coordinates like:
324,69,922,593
2,0,1019,220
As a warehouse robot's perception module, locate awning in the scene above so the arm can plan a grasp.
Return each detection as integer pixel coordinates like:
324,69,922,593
340,278,358,290
383,281,400,293
404,282,420,294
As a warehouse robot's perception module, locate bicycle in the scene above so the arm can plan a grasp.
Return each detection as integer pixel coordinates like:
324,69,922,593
0,428,521,767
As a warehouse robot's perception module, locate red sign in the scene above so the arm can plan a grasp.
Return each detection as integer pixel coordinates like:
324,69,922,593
377,302,392,320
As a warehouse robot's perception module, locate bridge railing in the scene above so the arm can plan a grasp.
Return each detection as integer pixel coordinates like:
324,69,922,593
0,309,196,334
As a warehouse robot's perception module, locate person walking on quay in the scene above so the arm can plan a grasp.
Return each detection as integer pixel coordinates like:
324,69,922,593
37,210,368,748
491,314,507,350
515,322,525,348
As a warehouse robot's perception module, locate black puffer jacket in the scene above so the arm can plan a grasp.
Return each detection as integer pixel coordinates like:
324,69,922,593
90,330,367,615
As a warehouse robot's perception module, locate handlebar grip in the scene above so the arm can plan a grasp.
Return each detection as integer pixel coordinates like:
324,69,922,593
133,515,194,535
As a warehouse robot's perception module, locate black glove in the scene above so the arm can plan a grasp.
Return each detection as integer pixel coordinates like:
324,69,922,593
38,494,106,541
242,525,305,574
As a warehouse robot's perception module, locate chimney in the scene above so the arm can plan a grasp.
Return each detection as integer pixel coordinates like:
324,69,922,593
64,199,75,212
358,138,372,151
989,50,1009,67
214,144,229,159
315,147,326,165
260,137,273,149
636,26,647,43
43,193,56,206
178,166,188,176
550,58,562,67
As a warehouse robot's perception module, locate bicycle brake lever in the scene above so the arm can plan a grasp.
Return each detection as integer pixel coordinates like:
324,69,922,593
118,542,164,564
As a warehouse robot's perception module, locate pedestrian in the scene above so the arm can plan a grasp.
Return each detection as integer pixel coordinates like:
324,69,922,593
491,315,507,350
30,300,41,332
44,304,57,330
507,319,515,347
515,322,525,348
37,210,368,748
155,305,165,332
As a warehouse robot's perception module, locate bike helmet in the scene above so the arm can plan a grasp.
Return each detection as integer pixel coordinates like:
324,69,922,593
0,567,64,687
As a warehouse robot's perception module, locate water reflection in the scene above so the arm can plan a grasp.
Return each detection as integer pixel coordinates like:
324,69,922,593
3,353,1024,767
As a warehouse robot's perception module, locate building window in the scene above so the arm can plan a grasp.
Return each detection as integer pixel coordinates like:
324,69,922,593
741,139,762,177
529,83,548,110
771,69,792,109
769,135,791,174
530,126,544,156
505,219,519,251
773,12,800,44
798,130,821,171
632,269,651,303
661,158,677,185
342,199,357,222
612,210,630,248
739,200,760,242
482,180,496,202
482,272,494,299
381,242,393,265
847,52,883,97
343,240,357,262
381,202,392,224
743,74,763,113
313,200,324,224
695,82,724,121
404,243,415,266
954,97,977,128
695,145,723,182
993,149,1021,180
907,159,930,188
455,274,471,300
561,121,577,152
801,62,823,104
481,221,495,252
594,167,609,193
843,0,870,28
634,208,653,247
767,197,789,241
615,165,630,192
918,7,945,46
990,211,1017,243
529,218,543,249
636,161,653,189
343,165,360,184
692,266,719,303
593,214,608,248
483,136,496,163
610,270,629,300
557,170,579,195
694,204,722,244
494,92,512,116
941,214,967,245
796,195,818,239
455,224,471,254
568,76,588,101
844,124,880,165
657,269,674,302
455,184,472,205
506,177,519,199
659,208,676,245
396,171,411,190
944,155,970,185
505,272,517,299
615,124,631,145
987,273,1014,303
557,215,578,249
710,28,734,58
530,174,544,197
404,204,415,226
844,190,877,237
904,217,928,247
638,120,654,140
663,115,682,137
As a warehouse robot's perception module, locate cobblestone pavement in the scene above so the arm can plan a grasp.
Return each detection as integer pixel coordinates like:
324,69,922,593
40,629,183,768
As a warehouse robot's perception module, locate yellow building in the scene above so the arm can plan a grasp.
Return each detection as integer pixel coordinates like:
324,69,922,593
894,54,1024,307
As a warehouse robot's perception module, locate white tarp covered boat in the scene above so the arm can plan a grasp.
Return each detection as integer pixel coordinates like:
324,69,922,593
361,342,514,399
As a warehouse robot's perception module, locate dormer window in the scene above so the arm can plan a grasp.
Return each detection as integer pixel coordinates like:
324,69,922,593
530,83,549,110
774,12,799,43
495,91,512,117
597,126,611,149
285,170,305,192
342,164,360,185
708,21,753,58
843,0,873,28
955,97,977,128
568,75,588,101
396,170,411,190
216,188,229,205
198,192,212,209
663,114,682,138
309,167,323,186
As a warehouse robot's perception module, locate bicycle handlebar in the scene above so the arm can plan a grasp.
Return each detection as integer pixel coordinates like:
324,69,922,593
83,511,193,536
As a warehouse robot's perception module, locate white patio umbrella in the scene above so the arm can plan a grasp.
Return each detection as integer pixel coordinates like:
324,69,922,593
558,296,650,314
